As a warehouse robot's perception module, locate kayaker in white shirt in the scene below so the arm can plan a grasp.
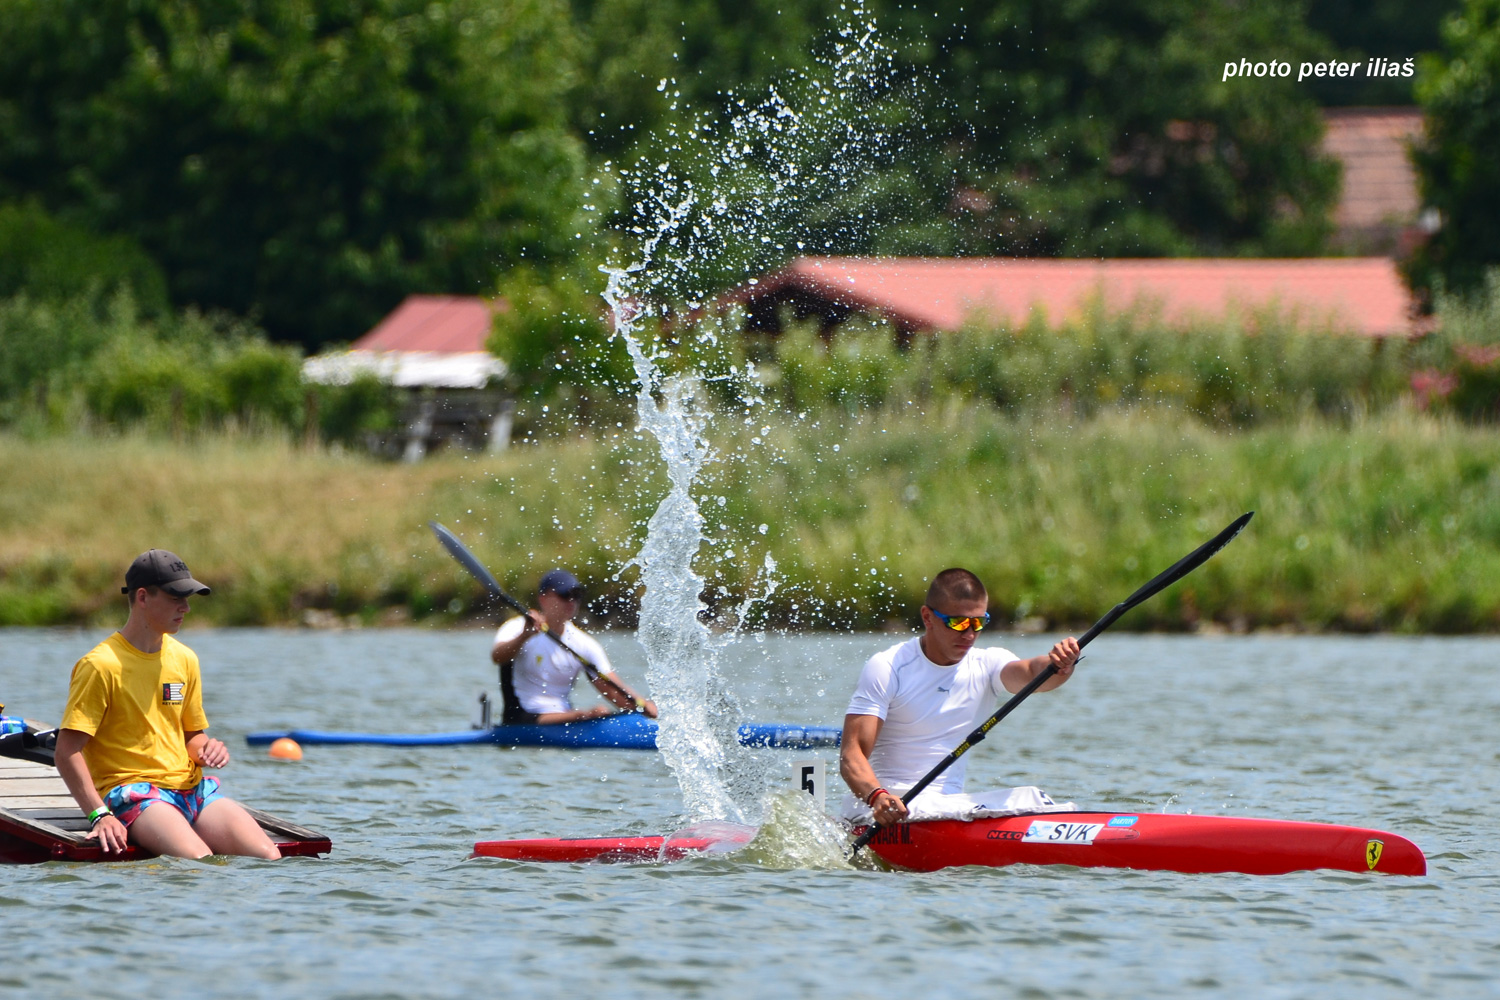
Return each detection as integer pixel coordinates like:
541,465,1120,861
839,567,1079,828
490,569,657,724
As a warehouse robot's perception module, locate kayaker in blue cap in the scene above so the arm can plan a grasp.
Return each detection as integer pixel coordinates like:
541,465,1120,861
839,567,1080,828
490,569,657,724
53,549,282,858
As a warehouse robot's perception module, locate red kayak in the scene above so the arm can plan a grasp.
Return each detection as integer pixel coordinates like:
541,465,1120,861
474,822,756,863
474,813,1423,876
860,812,1426,876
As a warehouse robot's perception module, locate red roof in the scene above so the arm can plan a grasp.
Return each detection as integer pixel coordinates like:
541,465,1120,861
742,257,1415,337
351,295,503,353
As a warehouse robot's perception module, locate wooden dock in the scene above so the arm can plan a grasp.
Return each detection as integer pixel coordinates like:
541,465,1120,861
0,742,331,864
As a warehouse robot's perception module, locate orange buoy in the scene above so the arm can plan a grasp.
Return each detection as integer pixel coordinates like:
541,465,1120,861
268,737,303,761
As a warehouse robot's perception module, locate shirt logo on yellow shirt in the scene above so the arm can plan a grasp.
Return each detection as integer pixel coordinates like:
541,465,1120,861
162,683,184,704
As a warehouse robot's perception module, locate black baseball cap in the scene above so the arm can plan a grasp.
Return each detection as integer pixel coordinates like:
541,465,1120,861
121,549,212,597
538,568,582,598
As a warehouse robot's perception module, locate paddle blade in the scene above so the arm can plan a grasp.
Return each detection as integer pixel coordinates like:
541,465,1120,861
1079,511,1253,647
849,825,878,857
1123,511,1254,608
429,521,523,613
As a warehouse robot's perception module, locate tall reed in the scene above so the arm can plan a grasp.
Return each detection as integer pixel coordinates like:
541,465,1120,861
5,403,1499,633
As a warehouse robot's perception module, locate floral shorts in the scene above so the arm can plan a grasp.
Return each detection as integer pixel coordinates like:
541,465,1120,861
103,776,223,827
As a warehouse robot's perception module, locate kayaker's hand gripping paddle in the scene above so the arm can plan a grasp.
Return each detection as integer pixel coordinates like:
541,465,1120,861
429,521,647,713
850,511,1255,858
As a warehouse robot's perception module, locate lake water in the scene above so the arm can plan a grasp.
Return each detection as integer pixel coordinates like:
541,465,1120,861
1,627,1496,999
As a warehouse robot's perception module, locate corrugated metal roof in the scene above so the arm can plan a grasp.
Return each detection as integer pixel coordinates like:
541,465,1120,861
742,256,1415,337
351,295,503,353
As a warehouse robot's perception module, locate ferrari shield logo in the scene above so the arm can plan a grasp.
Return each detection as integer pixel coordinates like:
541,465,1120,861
1366,839,1384,870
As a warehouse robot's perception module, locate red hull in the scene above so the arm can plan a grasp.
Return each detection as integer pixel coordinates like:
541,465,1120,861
474,824,756,863
473,835,719,863
862,812,1426,876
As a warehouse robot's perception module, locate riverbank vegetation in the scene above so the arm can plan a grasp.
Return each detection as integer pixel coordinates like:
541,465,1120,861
0,287,400,444
4,276,1500,631
4,401,1499,632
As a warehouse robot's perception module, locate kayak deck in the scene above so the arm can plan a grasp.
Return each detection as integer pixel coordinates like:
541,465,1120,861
861,811,1426,876
247,713,841,750
0,747,331,864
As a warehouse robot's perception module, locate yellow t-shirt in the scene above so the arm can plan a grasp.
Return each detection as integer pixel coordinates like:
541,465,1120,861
60,632,209,797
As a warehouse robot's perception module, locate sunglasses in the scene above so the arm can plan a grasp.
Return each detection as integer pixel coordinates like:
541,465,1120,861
927,607,991,632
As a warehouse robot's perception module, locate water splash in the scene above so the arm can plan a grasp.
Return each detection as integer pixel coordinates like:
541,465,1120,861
737,790,857,870
608,263,745,821
658,793,859,870
600,3,899,824
731,553,780,635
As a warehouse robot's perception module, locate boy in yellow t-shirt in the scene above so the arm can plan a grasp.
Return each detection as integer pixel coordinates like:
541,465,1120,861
56,549,280,859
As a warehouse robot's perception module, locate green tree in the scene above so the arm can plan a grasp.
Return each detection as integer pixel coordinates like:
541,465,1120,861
488,260,631,401
1410,0,1500,299
571,0,1340,291
0,0,589,351
0,201,169,311
1303,0,1462,105
869,0,1340,258
567,0,838,161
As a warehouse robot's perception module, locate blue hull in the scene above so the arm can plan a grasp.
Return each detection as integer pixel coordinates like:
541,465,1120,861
246,713,840,750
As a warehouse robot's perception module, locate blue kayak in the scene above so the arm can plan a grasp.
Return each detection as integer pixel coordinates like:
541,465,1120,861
245,713,841,750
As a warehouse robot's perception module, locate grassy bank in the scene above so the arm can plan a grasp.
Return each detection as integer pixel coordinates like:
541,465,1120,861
3,404,1499,631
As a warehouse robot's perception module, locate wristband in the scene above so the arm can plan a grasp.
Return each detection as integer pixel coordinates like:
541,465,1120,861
866,787,889,806
87,805,111,826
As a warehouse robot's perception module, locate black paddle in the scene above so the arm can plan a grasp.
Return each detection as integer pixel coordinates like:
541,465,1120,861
849,511,1254,857
428,521,646,713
